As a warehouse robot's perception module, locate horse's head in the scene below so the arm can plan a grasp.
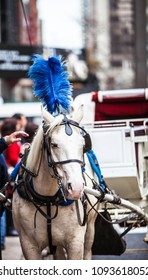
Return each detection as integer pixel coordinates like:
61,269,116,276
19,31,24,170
42,106,91,200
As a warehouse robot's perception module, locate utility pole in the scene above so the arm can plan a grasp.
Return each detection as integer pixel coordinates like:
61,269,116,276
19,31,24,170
135,0,147,87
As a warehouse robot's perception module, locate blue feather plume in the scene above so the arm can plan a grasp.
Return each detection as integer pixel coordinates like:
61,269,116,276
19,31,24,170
28,54,72,114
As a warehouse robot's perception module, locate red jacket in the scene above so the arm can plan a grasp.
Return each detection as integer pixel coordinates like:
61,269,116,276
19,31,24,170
4,142,21,167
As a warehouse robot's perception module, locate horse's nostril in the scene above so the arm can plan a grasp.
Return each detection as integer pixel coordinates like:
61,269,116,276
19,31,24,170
68,183,72,190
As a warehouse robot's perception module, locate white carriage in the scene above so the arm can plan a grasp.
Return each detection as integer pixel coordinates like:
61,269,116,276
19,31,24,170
73,88,148,216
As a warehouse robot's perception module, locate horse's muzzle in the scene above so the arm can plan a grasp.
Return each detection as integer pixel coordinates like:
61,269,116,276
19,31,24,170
67,182,84,199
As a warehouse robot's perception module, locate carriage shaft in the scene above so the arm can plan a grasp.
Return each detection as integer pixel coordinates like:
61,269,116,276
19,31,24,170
84,187,148,222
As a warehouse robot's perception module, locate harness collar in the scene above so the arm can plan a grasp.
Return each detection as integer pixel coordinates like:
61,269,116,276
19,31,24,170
16,176,74,207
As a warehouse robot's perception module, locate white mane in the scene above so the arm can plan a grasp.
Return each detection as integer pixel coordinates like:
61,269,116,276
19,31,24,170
45,114,64,135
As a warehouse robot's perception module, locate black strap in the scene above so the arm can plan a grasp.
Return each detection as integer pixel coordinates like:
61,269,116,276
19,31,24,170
86,193,139,229
47,203,56,255
75,197,87,226
25,177,65,205
29,195,58,221
120,222,137,238
53,159,84,166
21,162,38,177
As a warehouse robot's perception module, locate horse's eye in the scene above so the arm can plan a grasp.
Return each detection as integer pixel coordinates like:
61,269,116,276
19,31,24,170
51,143,58,148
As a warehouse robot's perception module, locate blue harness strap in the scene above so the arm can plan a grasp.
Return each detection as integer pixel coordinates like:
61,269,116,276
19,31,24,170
59,199,74,206
86,149,106,191
10,162,21,181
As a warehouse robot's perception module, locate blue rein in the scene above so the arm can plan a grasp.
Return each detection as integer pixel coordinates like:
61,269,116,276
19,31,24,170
86,150,106,191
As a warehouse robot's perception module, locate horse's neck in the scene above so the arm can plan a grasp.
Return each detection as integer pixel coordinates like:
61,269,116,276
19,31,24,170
26,126,58,196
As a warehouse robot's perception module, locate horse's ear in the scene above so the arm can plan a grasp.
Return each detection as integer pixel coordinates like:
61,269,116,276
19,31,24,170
72,104,84,124
41,106,54,124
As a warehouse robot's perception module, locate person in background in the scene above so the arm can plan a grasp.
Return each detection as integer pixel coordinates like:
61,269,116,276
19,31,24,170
12,113,27,131
0,153,8,253
0,118,27,237
23,121,38,144
0,130,28,258
0,130,29,155
1,118,22,173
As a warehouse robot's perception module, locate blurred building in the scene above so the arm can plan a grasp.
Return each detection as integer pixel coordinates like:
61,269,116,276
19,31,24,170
0,0,42,101
0,0,147,101
83,0,148,90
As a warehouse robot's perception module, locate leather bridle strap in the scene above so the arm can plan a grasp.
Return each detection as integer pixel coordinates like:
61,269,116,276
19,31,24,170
46,140,85,176
52,159,84,166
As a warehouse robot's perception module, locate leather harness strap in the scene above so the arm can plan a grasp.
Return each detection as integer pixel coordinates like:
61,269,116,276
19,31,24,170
75,195,87,227
47,203,57,255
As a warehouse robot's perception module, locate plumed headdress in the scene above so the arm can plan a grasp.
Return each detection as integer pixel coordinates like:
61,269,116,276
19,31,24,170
28,54,72,115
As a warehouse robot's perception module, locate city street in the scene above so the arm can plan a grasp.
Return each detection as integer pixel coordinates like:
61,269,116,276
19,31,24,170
2,236,23,260
2,228,148,260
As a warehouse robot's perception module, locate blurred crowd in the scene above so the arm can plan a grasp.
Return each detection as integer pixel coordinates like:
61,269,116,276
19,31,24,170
0,112,38,256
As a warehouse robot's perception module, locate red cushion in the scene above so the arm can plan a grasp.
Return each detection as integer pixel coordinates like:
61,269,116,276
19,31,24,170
92,91,148,121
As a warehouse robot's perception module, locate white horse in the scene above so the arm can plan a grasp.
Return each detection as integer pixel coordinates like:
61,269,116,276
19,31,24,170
12,106,99,260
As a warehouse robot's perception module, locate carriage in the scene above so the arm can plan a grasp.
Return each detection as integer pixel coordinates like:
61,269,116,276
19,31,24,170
73,88,148,243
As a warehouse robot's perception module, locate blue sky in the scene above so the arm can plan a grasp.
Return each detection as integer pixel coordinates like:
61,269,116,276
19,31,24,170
37,0,83,49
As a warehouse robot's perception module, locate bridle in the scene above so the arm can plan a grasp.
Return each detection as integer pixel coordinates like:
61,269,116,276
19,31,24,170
43,115,92,182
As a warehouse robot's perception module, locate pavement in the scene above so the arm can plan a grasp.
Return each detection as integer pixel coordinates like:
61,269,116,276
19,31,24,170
1,228,148,260
2,236,23,260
